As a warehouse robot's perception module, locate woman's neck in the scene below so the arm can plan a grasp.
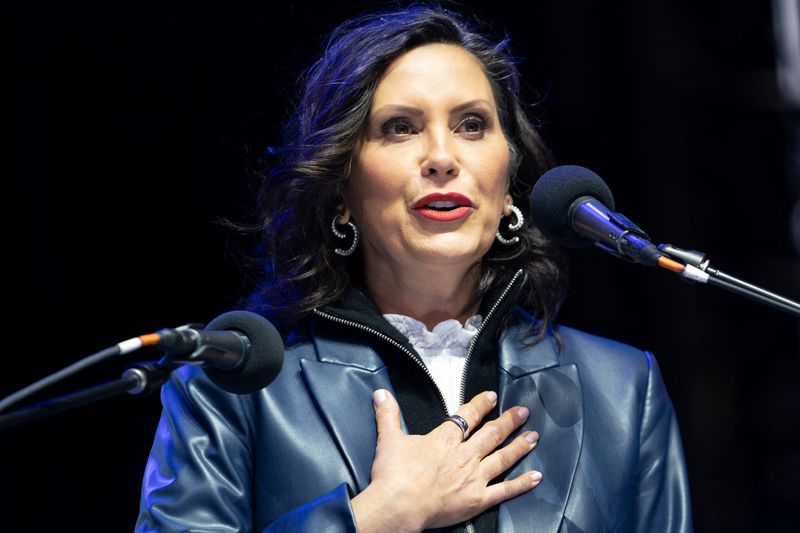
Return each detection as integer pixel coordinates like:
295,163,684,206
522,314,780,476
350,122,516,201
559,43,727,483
364,261,481,331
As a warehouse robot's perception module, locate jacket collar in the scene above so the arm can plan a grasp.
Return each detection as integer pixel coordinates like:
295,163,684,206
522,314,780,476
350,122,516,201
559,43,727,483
313,267,529,360
312,284,420,368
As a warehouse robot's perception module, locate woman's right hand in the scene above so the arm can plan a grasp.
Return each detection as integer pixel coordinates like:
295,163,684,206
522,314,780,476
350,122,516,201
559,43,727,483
351,389,541,533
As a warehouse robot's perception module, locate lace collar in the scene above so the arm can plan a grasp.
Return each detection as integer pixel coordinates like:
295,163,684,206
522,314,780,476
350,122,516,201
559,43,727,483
383,314,483,351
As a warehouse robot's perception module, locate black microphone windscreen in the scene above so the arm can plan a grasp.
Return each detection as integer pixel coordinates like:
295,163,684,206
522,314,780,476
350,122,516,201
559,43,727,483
203,310,284,394
530,165,616,248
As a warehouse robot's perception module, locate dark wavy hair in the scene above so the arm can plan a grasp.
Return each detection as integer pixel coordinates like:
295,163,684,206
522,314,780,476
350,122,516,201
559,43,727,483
244,3,567,337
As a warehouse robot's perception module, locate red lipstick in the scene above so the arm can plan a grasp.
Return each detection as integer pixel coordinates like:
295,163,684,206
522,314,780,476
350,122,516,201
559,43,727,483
413,192,474,222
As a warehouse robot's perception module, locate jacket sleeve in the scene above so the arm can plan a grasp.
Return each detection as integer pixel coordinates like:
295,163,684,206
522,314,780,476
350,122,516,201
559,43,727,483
135,367,359,533
634,352,694,532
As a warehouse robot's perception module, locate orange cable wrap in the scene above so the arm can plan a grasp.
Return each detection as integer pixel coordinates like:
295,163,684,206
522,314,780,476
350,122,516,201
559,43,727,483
657,256,685,273
138,333,162,346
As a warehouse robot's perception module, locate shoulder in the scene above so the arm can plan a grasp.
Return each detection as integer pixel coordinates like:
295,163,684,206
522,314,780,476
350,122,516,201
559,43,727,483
557,325,655,394
557,325,653,370
508,307,655,389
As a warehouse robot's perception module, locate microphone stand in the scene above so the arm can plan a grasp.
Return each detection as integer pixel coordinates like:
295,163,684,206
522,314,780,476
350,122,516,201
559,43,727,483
656,243,800,318
0,360,175,431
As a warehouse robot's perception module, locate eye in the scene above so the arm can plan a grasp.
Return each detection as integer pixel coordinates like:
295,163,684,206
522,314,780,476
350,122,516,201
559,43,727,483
455,113,487,137
381,117,417,137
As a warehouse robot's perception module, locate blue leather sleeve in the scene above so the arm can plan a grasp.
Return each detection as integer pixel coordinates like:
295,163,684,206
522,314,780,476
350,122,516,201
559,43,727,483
634,352,694,532
135,366,359,533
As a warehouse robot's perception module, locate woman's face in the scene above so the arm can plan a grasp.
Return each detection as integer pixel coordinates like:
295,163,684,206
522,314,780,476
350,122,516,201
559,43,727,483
345,44,512,277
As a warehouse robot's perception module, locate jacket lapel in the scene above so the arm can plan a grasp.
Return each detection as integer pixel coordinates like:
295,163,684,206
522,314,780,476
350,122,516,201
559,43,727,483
299,329,407,493
496,325,584,533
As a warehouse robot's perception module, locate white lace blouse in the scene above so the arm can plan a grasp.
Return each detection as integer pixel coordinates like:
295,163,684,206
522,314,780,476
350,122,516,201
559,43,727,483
383,313,483,415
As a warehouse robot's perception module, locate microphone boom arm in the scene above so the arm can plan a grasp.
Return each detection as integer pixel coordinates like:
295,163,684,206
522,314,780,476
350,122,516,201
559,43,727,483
0,360,176,432
658,243,800,318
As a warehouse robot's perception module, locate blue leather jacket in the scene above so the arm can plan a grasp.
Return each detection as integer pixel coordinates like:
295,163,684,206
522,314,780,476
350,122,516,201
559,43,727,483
136,275,693,532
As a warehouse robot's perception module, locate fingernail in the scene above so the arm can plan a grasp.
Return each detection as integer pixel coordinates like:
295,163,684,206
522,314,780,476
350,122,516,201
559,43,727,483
524,431,539,445
516,406,529,420
486,391,497,404
530,471,542,483
373,389,388,406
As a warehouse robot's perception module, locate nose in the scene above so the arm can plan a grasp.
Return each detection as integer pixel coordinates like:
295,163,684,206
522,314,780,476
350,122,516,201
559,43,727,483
420,127,460,179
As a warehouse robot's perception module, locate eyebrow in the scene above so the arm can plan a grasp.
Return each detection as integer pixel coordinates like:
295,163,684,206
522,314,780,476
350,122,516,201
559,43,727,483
451,99,494,114
371,104,424,117
371,99,494,118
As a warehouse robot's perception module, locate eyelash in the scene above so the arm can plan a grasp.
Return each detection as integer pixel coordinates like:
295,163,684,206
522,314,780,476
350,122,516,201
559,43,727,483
379,112,489,137
456,113,487,136
381,117,416,136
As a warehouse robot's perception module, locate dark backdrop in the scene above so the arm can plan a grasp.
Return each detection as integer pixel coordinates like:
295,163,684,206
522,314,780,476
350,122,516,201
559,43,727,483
6,1,799,531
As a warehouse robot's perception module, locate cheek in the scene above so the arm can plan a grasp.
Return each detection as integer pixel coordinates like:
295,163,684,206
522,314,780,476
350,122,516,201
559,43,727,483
476,149,512,204
345,161,405,222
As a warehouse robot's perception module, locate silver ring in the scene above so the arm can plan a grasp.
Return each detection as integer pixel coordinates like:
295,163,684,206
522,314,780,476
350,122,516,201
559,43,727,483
444,414,469,441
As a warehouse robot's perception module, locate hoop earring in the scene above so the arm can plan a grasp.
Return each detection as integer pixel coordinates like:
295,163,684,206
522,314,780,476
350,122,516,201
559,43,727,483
331,216,359,256
495,204,524,245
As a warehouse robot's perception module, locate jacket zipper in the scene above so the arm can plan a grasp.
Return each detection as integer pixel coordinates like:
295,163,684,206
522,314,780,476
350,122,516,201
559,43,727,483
313,268,522,533
458,269,523,407
312,308,451,416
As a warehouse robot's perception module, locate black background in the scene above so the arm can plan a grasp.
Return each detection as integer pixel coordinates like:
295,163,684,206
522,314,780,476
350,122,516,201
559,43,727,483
6,1,800,531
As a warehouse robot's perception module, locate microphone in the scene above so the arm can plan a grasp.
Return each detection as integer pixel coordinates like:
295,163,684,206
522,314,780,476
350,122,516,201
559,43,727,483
156,310,284,394
530,165,663,266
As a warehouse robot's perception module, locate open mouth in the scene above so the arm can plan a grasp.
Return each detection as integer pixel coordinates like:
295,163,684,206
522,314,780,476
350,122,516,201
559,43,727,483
425,201,462,211
413,193,473,221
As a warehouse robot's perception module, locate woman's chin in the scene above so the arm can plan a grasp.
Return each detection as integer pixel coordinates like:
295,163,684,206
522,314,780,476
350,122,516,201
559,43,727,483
404,237,491,267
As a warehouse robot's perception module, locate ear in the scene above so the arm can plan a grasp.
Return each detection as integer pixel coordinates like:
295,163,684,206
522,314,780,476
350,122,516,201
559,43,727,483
335,203,351,224
502,194,514,217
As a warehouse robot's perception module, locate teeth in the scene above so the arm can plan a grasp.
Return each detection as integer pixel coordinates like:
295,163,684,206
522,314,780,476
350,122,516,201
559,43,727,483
427,201,459,208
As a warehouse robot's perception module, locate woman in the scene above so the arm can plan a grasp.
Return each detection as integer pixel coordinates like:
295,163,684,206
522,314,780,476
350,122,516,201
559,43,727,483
137,5,693,532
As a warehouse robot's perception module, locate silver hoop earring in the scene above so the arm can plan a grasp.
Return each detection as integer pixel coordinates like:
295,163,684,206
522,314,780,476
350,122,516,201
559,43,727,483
496,204,524,245
331,216,359,256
